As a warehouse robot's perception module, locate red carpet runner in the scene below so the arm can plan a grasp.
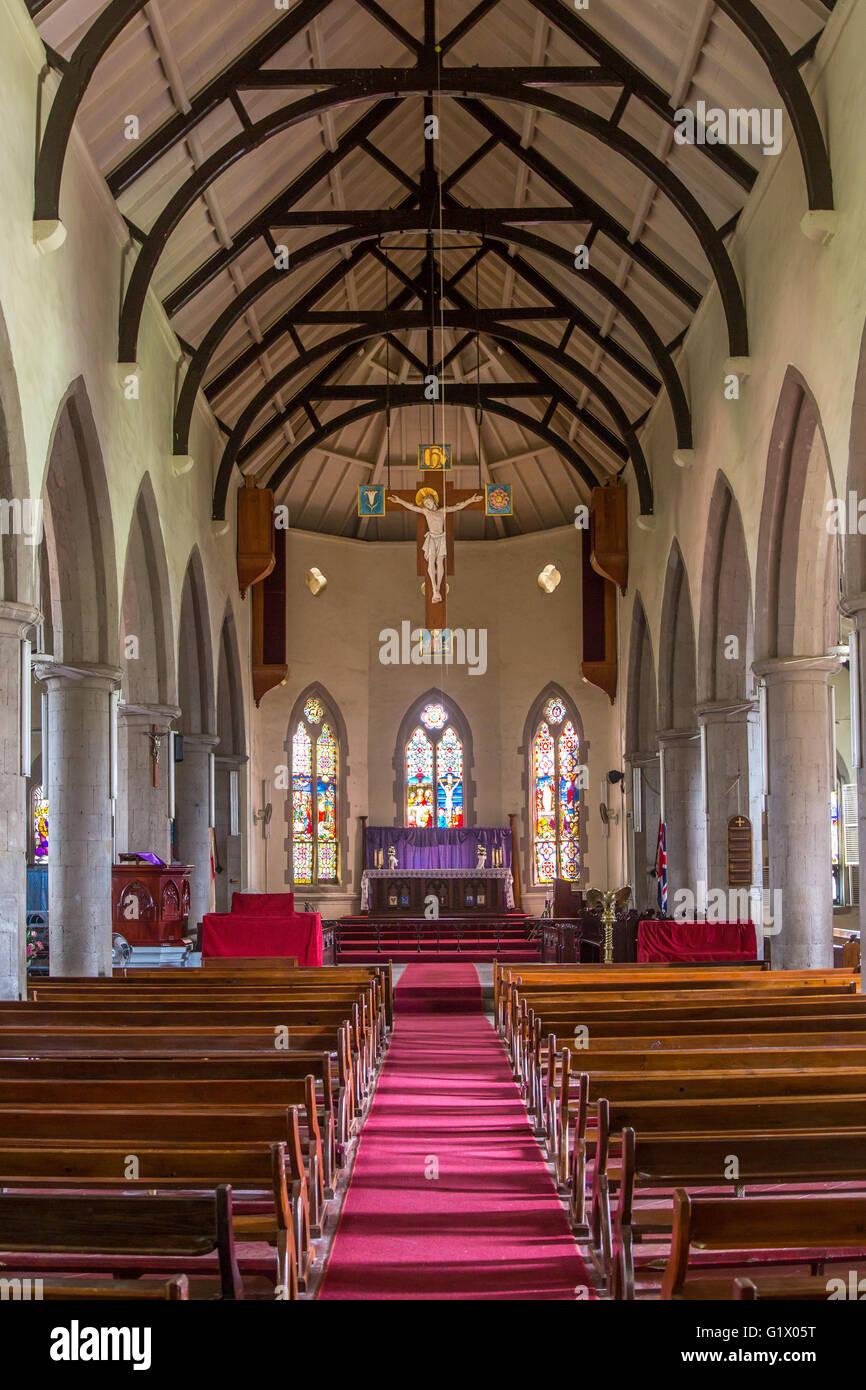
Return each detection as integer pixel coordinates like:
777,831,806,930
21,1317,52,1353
319,963,593,1299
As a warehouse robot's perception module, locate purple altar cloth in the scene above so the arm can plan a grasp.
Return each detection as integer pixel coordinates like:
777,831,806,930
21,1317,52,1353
365,826,511,869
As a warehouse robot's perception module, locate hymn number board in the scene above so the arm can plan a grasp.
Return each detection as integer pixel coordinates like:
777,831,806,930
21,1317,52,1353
726,815,753,887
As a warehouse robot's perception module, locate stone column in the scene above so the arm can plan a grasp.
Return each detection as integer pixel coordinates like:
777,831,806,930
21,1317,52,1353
698,700,763,898
753,657,839,969
839,596,866,990
658,729,706,905
174,733,219,933
0,603,41,999
117,704,180,861
35,662,122,977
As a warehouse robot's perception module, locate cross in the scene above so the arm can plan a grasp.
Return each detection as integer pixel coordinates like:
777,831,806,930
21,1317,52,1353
146,725,161,789
387,464,485,628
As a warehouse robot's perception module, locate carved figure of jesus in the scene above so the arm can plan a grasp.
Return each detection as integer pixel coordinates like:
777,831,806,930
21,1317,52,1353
388,489,483,603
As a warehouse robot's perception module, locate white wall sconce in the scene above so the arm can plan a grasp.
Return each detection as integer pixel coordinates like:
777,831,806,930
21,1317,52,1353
306,567,327,595
537,564,561,594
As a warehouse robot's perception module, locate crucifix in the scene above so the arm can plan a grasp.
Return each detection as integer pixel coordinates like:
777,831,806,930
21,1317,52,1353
387,457,484,628
146,724,161,789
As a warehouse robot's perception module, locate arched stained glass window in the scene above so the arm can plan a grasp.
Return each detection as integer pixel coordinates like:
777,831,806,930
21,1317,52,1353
290,697,340,885
531,696,581,884
406,727,435,827
33,786,48,863
406,703,464,827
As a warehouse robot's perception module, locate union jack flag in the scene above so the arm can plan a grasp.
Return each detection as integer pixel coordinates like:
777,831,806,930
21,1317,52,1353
656,820,668,914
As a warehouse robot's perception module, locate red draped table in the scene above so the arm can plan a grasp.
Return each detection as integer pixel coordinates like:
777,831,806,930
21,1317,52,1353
201,911,323,966
637,919,757,963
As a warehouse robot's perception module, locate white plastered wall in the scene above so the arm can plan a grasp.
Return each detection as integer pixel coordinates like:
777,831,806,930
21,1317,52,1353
0,0,253,893
252,526,625,915
624,0,866,672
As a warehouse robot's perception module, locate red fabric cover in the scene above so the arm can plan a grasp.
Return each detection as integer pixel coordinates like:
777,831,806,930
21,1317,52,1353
201,911,322,965
230,891,294,916
637,919,757,963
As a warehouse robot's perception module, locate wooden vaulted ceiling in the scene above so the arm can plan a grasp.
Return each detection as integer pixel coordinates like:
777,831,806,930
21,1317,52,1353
30,0,835,540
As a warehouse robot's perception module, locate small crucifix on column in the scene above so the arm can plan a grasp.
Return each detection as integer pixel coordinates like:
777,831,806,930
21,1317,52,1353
387,448,483,628
146,724,161,789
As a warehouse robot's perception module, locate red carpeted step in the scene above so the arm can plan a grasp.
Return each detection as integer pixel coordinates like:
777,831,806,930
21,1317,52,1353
318,962,592,1301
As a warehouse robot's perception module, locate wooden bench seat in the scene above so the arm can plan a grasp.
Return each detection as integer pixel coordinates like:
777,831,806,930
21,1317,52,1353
611,1127,866,1299
516,1008,866,1094
0,1023,360,1114
0,1141,299,1298
0,1004,375,1094
0,1053,344,1180
0,1106,316,1286
0,1187,245,1300
661,1190,866,1301
0,1072,327,1198
15,1276,190,1300
553,1052,866,1189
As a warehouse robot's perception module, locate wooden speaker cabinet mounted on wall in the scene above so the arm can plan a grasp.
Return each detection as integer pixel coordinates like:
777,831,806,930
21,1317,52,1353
237,477,275,597
589,481,628,592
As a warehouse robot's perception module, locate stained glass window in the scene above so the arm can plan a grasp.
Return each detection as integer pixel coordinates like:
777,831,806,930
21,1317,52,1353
407,727,435,827
436,726,464,828
532,701,581,883
291,699,339,884
33,786,48,863
545,697,566,725
405,705,464,826
304,697,324,724
420,702,448,730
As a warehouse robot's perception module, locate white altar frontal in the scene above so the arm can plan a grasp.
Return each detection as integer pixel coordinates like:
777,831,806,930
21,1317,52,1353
361,867,514,913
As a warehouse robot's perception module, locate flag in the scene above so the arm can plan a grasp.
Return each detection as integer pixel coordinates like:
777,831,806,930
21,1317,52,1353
656,820,668,914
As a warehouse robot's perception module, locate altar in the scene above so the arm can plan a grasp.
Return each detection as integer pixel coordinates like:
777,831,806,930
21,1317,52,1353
361,824,517,915
361,867,514,914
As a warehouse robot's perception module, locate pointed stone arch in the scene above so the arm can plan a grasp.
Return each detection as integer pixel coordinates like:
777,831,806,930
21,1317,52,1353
625,596,661,912
217,602,246,759
754,368,839,968
755,367,840,662
177,545,216,737
174,546,217,933
625,595,657,762
698,473,754,705
40,378,118,668
120,472,176,708
213,602,247,909
116,473,178,861
657,544,704,901
658,539,698,734
697,474,762,901
844,318,866,597
0,296,32,607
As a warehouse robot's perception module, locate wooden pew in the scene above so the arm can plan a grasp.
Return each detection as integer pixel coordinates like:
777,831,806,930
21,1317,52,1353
0,1053,342,1188
0,1075,326,1234
0,1187,244,1299
0,1142,298,1299
612,1127,866,1299
35,1276,189,1300
517,1001,866,1096
0,1106,314,1286
554,1049,866,1194
495,964,858,1029
518,997,866,1101
0,1021,362,1114
34,961,395,1029
662,1190,866,1301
